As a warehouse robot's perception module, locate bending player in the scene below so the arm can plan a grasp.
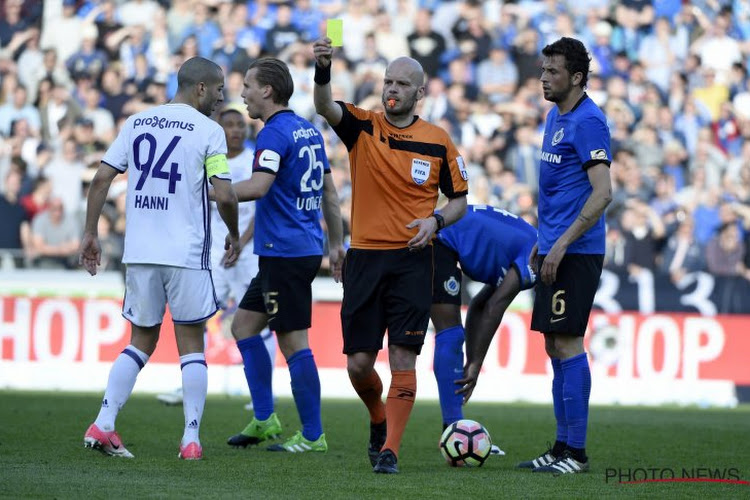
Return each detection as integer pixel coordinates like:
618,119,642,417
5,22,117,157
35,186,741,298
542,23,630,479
434,205,537,416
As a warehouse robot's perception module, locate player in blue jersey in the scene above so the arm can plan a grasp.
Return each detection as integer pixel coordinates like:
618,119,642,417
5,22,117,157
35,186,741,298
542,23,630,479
432,205,537,427
80,57,240,460
222,58,345,453
519,38,612,475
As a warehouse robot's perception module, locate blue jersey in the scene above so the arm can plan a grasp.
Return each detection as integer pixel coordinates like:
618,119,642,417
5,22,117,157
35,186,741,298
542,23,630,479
538,94,611,254
437,205,538,288
252,110,330,257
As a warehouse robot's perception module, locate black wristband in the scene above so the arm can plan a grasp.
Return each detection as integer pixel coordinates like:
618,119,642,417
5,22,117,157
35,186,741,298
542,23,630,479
431,213,445,231
314,63,331,85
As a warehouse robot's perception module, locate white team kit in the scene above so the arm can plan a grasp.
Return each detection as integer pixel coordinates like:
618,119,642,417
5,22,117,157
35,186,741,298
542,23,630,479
102,103,231,326
210,148,257,307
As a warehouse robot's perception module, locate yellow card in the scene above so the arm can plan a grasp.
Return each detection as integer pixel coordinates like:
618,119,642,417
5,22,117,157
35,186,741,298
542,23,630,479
327,19,343,47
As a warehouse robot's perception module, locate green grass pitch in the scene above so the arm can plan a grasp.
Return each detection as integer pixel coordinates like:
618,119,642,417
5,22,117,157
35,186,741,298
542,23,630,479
1,391,748,499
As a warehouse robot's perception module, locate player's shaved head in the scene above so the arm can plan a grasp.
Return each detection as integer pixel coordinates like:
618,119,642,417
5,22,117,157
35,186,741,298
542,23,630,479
177,57,223,91
386,57,425,87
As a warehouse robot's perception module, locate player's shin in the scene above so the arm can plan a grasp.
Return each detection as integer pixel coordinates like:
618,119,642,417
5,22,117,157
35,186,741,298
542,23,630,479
237,335,275,419
94,345,149,431
180,353,207,446
551,357,568,455
433,326,465,426
561,352,591,462
287,348,323,441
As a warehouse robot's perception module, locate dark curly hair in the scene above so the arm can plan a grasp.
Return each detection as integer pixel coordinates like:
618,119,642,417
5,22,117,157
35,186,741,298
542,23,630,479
541,37,591,88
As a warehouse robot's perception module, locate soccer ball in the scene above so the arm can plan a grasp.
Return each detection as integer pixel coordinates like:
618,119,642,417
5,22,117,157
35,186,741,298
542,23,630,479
439,419,492,467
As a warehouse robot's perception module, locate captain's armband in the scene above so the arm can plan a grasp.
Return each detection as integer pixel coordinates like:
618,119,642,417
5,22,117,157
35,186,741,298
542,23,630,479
205,154,229,178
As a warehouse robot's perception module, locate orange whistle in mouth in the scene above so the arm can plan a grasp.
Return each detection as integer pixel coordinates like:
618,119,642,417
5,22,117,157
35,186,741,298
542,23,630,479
387,99,395,108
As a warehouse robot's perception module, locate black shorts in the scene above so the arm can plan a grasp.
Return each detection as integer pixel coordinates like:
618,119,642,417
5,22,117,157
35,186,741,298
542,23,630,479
341,247,433,355
238,255,322,333
432,240,462,306
530,253,603,336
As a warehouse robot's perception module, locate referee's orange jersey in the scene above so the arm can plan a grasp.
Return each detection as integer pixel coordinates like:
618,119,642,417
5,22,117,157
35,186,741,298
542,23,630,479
333,102,469,250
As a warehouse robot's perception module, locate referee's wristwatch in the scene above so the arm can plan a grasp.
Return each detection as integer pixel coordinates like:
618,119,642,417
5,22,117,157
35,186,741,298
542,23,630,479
431,213,445,231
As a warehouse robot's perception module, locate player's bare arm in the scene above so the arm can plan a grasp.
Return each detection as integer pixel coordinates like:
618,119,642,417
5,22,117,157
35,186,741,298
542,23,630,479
312,38,343,126
224,215,254,268
210,176,241,266
79,163,119,276
455,268,522,404
322,172,345,282
541,162,612,285
232,171,275,202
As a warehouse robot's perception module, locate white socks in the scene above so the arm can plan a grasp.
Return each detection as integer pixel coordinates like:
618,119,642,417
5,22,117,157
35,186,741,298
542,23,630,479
94,345,149,431
180,352,207,445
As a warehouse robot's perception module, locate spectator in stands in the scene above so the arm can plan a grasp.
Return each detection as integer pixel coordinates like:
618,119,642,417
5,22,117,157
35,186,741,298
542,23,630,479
638,17,685,94
0,84,41,138
338,0,374,63
692,9,742,83
477,45,518,104
39,82,81,144
27,196,80,269
292,0,325,42
372,9,409,64
660,212,706,284
118,0,160,31
181,3,221,58
0,168,30,267
20,174,51,220
43,138,86,216
511,28,542,88
100,68,132,122
212,23,252,75
264,3,303,56
15,29,45,104
81,87,115,144
66,24,108,83
407,8,446,79
619,199,667,276
707,221,747,312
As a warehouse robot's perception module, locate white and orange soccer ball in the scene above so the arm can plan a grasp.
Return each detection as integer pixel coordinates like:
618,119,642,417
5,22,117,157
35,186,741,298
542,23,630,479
439,419,492,467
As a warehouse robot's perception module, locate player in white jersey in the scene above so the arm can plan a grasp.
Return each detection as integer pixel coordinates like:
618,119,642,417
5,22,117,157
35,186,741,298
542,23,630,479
156,108,277,407
79,57,241,461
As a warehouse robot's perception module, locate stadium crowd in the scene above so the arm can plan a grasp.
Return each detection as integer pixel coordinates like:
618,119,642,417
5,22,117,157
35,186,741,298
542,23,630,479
2,0,750,291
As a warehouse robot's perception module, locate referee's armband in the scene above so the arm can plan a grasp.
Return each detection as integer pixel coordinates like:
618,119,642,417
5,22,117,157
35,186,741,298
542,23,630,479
205,154,229,178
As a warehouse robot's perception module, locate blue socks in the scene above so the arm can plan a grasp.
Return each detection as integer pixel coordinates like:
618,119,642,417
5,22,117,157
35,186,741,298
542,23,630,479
434,326,465,426
287,348,323,441
551,358,567,446
561,353,591,450
237,335,274,421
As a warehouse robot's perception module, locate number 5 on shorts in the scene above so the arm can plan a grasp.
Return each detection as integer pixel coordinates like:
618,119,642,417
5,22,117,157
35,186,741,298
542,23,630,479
263,291,279,315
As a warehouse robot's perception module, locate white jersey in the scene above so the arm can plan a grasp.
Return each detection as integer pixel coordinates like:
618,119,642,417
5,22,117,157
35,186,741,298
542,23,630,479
210,148,255,257
102,103,230,269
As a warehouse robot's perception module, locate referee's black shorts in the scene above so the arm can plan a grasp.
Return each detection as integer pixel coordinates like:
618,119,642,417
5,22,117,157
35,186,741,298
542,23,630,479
341,246,433,354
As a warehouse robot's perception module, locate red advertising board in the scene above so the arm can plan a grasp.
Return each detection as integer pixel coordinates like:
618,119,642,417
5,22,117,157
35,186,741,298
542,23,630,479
1,297,749,384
